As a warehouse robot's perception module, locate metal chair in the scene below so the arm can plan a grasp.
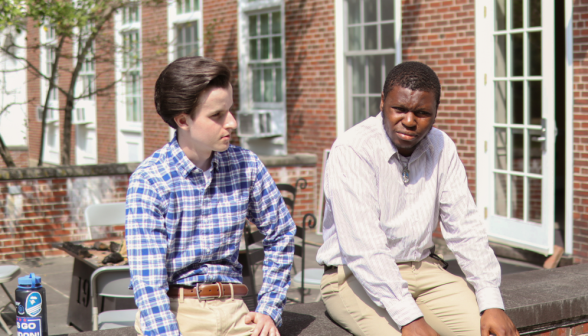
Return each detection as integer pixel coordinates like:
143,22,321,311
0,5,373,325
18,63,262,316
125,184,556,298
0,265,20,335
84,202,126,239
90,266,137,330
289,214,323,303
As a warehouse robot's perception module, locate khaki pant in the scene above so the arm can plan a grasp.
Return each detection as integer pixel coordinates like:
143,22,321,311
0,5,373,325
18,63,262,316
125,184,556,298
135,288,255,336
321,257,481,336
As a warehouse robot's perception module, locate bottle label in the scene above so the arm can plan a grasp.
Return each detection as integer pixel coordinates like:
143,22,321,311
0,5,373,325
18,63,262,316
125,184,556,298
16,317,41,336
25,292,42,317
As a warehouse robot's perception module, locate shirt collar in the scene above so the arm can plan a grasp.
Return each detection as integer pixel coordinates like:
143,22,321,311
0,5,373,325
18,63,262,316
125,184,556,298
375,113,433,163
169,132,220,178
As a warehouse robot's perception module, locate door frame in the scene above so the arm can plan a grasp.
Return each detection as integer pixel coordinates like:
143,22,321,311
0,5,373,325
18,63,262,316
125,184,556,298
475,0,572,255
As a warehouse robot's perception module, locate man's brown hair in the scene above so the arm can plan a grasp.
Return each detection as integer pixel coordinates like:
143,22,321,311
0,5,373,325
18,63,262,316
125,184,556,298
154,56,231,129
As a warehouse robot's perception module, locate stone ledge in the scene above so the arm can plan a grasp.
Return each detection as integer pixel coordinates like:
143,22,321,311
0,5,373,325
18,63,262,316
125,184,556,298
258,153,317,167
0,163,139,180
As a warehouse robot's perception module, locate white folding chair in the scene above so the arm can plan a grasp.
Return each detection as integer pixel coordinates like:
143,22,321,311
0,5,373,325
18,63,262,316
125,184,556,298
85,202,126,239
90,266,137,330
0,265,20,335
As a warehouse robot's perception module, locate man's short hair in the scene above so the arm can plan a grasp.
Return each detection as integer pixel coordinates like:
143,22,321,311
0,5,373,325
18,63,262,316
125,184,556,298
382,61,441,107
154,56,231,129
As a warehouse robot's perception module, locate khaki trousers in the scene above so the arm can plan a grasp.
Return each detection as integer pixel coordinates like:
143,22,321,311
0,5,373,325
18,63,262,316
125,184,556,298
321,257,481,336
135,287,255,336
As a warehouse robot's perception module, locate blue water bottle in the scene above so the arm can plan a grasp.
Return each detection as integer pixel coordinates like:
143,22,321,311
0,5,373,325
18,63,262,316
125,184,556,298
15,273,48,336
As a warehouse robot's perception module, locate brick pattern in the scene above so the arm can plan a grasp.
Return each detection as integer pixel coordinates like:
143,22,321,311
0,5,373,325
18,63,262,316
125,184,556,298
26,19,42,166
283,0,337,189
402,0,477,196
0,166,314,261
0,149,30,168
142,2,174,159
529,321,588,336
202,0,241,145
573,2,588,264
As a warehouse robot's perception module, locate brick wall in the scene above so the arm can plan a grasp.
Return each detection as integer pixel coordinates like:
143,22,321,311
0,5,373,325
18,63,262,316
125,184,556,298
402,0,477,196
528,321,588,336
26,19,42,166
284,0,337,185
267,166,317,229
142,2,173,159
573,2,588,264
0,149,30,168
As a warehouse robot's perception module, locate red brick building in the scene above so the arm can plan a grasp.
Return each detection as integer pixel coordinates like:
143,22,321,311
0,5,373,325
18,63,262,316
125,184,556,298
1,0,588,264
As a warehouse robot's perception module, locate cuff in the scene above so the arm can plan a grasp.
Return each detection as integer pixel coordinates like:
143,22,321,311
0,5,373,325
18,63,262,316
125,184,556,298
384,294,424,327
476,287,505,313
256,303,283,327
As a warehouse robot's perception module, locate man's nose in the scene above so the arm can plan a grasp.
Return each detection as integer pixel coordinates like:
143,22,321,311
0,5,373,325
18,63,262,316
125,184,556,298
402,111,417,128
225,112,237,130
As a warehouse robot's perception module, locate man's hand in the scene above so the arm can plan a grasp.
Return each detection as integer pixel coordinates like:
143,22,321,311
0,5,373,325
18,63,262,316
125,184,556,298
401,318,439,336
481,308,519,336
244,312,280,336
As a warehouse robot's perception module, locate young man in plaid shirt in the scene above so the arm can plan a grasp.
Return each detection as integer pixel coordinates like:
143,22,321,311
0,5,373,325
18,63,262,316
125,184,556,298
126,56,296,336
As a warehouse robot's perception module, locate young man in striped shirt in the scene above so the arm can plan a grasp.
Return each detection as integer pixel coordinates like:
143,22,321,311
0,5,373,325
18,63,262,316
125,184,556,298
317,62,519,336
126,57,296,336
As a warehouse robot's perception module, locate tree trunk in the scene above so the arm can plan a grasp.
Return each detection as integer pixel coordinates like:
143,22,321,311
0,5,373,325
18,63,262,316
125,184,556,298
0,134,16,167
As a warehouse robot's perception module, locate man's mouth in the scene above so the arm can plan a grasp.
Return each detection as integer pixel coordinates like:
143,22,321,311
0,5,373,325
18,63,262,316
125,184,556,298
396,132,417,140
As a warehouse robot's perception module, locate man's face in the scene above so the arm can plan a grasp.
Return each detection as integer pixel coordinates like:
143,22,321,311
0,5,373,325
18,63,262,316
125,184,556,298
176,84,237,155
381,85,437,157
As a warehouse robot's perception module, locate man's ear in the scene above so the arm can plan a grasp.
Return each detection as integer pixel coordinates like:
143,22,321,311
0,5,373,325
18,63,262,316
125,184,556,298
380,92,385,112
174,114,190,130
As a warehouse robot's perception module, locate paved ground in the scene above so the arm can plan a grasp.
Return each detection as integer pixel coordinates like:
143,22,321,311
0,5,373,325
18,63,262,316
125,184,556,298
0,230,542,335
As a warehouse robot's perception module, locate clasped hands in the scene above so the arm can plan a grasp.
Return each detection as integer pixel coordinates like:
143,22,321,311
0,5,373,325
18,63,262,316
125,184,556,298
401,308,519,336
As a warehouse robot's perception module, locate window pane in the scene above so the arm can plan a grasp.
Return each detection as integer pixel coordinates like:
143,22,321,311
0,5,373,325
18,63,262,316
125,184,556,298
252,69,261,101
495,35,507,77
528,81,542,125
177,27,184,44
352,97,365,125
263,68,273,102
511,175,524,220
511,0,523,29
495,81,507,123
495,0,506,31
528,177,541,223
250,39,258,60
495,128,507,170
495,173,507,216
272,12,281,34
511,33,523,76
275,68,283,102
381,23,395,49
185,0,191,12
529,0,541,27
384,53,395,75
368,55,381,94
260,38,269,59
350,56,365,94
272,37,281,59
250,16,258,37
369,97,380,117
381,0,394,21
185,25,192,44
260,14,269,35
364,0,377,23
348,27,361,51
348,0,360,24
365,25,377,50
529,129,542,174
528,32,541,76
194,0,199,11
239,114,255,134
511,129,524,172
511,81,523,124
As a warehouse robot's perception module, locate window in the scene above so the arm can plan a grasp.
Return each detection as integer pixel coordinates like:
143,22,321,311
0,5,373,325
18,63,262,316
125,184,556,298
344,0,400,127
237,0,286,155
169,0,201,60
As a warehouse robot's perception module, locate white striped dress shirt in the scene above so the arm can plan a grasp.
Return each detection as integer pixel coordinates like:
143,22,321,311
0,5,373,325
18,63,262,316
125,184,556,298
316,113,504,327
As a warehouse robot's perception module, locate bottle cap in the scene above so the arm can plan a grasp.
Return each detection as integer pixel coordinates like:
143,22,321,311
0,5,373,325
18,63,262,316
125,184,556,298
18,273,42,288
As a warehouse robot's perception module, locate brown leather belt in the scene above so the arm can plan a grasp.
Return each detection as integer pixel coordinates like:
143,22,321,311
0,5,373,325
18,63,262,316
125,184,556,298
324,265,337,273
168,283,248,300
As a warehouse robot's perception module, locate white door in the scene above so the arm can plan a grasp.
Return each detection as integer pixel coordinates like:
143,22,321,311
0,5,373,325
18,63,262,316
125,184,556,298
476,0,555,255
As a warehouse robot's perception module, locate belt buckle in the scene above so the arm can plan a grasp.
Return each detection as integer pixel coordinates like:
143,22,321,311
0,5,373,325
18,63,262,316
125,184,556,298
196,282,223,301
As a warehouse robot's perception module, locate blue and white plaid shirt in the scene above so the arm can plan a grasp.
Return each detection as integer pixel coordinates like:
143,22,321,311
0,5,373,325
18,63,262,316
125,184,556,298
126,136,296,336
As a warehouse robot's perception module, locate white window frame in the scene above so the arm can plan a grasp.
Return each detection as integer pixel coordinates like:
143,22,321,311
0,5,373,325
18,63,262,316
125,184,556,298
237,0,287,155
72,23,98,165
168,0,203,61
39,24,60,165
115,3,144,163
335,0,402,135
